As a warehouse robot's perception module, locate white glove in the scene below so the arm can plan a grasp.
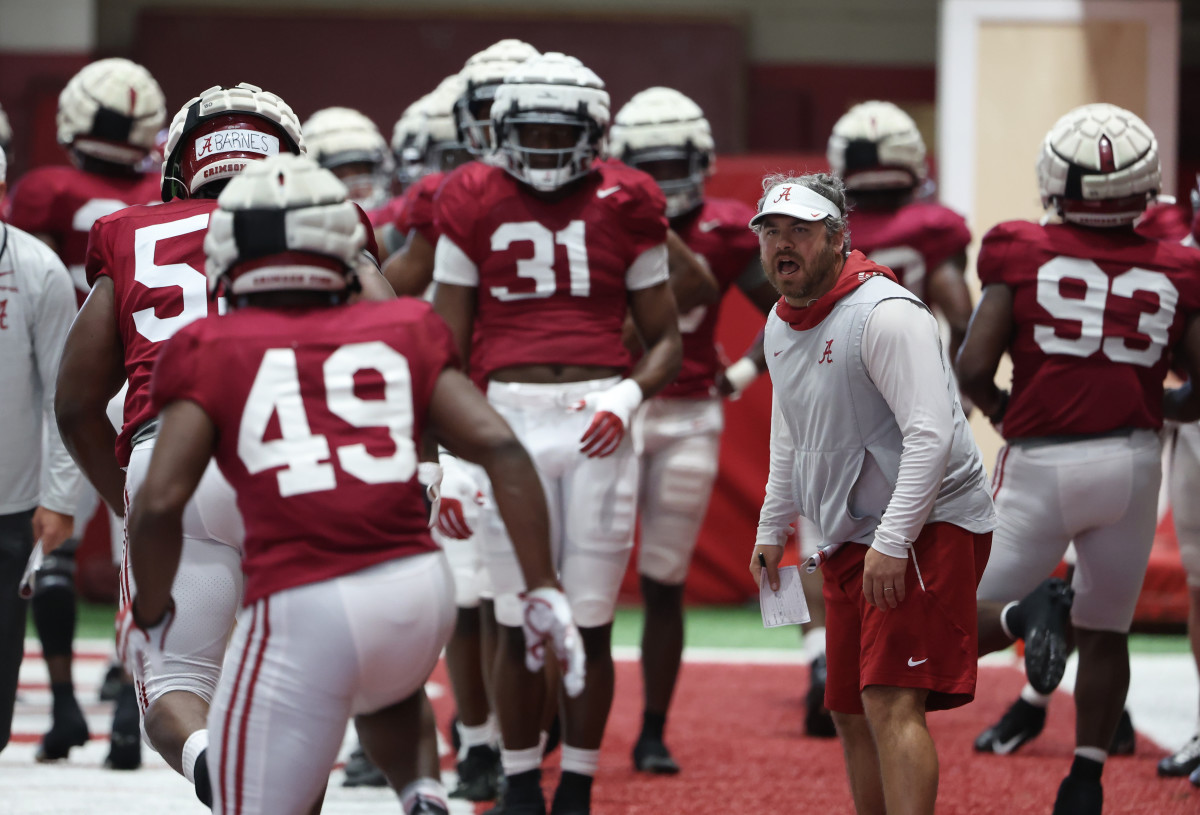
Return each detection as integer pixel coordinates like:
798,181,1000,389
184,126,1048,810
115,597,174,685
417,461,444,529
437,455,483,539
521,587,586,698
571,378,643,458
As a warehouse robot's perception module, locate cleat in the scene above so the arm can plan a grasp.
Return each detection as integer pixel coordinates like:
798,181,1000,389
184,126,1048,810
804,654,836,738
1190,764,1200,788
632,736,680,775
450,744,502,801
105,730,142,770
98,663,124,702
35,702,90,762
973,698,1046,754
409,797,450,815
1109,709,1135,756
342,745,387,787
1051,775,1102,815
1159,733,1200,777
1020,578,1074,695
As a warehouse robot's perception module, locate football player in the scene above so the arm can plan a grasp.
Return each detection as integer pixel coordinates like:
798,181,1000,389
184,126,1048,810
119,152,582,815
302,105,394,248
607,87,796,771
57,82,307,805
432,52,682,815
827,101,974,384
956,103,1200,815
5,57,166,769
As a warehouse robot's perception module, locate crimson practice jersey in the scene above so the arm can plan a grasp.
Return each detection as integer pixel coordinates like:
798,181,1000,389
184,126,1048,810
848,201,971,302
1136,201,1197,245
86,198,384,467
394,172,444,245
435,160,667,382
152,298,455,605
86,199,223,465
977,220,1200,439
5,165,160,303
664,197,760,398
368,193,407,229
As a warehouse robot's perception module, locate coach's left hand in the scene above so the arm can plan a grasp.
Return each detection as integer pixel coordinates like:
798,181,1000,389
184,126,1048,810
863,547,907,611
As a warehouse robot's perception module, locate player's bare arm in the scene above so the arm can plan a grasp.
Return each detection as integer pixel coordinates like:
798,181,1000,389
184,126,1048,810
383,230,436,297
431,280,477,365
54,276,127,515
956,283,1015,424
125,399,216,626
626,279,683,399
428,367,558,593
926,251,973,364
1165,313,1200,422
666,228,719,312
353,256,397,302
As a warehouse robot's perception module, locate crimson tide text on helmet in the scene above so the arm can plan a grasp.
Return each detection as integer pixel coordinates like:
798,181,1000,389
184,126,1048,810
609,87,714,218
57,58,167,167
204,153,367,297
491,52,610,192
456,39,541,156
161,83,304,202
1036,102,1160,228
826,100,927,192
302,106,393,210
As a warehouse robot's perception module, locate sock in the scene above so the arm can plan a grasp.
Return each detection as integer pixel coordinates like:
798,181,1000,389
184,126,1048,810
1000,600,1023,640
182,729,209,784
33,587,77,658
552,770,594,812
400,777,449,814
193,748,212,808
559,745,599,777
1069,751,1106,780
458,719,495,760
500,768,543,806
1020,684,1051,708
639,711,666,743
501,745,543,776
801,626,827,661
50,682,79,711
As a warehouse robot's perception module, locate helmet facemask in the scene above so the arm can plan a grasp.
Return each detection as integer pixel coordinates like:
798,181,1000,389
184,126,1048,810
496,110,601,192
622,144,708,218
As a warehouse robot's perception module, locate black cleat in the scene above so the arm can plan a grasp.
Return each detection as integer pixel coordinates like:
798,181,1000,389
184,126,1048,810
1019,578,1074,695
973,698,1046,755
35,700,90,762
105,684,142,770
342,744,387,787
804,654,836,738
450,744,502,801
1109,709,1135,755
98,663,124,702
409,796,450,815
632,735,680,774
1159,733,1200,777
1051,775,1102,815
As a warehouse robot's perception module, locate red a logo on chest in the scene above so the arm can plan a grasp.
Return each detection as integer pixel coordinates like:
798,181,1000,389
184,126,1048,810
817,339,834,364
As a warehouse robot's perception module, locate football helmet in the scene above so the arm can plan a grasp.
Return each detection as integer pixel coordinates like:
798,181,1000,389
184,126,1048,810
161,83,304,202
393,75,471,186
1037,103,1159,228
0,102,11,152
827,101,926,191
204,153,366,296
57,58,166,167
456,39,541,156
303,107,393,209
492,52,609,192
609,87,714,217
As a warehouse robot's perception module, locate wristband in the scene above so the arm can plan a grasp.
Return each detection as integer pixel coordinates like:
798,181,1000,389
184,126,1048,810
724,358,760,394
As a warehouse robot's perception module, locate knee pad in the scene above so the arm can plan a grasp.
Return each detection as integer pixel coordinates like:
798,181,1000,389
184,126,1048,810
33,547,77,598
32,553,78,657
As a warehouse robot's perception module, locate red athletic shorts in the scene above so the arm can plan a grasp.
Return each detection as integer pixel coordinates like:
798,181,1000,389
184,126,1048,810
822,523,992,715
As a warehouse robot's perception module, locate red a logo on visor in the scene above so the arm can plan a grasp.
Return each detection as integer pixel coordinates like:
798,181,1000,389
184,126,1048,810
773,187,793,203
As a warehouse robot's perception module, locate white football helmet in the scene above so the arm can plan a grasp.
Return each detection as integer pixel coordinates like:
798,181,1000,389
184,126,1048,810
57,58,166,167
609,87,714,218
205,153,366,296
1036,103,1159,228
391,95,432,187
302,107,393,210
456,39,541,156
492,52,609,192
392,76,471,187
827,101,926,192
0,102,11,152
161,83,305,202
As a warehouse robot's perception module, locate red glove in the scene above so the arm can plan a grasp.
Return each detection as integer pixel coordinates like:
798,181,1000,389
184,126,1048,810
571,379,644,459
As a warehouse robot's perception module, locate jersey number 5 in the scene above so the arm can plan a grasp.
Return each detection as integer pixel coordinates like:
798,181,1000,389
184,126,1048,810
1034,257,1178,368
238,341,418,497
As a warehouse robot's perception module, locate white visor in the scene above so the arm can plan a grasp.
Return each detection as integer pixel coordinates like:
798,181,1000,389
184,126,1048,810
750,183,842,227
